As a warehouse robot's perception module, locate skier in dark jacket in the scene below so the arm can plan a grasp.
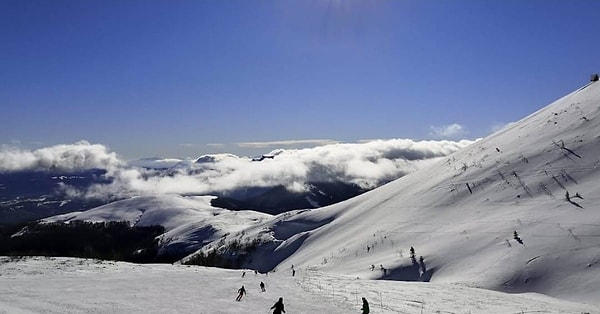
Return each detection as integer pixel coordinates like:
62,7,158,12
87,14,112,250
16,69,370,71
271,297,285,314
236,285,246,301
260,281,266,292
361,297,370,314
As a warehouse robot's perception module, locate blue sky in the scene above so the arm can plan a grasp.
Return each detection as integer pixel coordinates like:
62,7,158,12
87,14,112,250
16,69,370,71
1,0,599,160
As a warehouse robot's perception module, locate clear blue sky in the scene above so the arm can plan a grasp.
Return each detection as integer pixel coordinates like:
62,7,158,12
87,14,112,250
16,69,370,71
1,0,599,159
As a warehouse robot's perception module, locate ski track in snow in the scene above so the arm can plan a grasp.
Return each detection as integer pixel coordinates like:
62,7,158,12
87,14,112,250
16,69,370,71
0,257,597,314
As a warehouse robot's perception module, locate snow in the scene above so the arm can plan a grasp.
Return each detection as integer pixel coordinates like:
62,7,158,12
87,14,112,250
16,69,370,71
127,157,184,169
8,81,600,312
44,195,273,256
0,256,597,313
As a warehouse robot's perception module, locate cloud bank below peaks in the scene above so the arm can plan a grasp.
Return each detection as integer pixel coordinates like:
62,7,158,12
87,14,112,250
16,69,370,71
0,139,474,200
76,138,474,200
0,141,121,172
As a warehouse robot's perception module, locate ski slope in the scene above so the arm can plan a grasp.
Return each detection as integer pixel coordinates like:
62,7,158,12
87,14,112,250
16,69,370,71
0,256,597,314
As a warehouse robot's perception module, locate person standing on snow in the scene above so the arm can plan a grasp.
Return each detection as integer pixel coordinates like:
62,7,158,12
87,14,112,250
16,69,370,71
235,285,246,301
260,281,266,292
271,297,285,314
361,297,370,314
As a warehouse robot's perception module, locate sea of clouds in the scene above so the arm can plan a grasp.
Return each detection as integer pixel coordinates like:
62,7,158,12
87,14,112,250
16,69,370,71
0,141,121,172
0,139,474,200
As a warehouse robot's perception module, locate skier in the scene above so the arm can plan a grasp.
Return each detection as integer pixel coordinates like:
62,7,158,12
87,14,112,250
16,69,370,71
361,297,370,314
513,230,524,245
410,246,417,264
292,269,296,277
260,281,266,292
271,297,285,314
419,256,426,273
235,285,246,301
242,271,246,278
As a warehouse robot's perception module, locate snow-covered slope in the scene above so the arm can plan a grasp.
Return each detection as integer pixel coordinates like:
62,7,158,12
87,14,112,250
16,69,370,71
45,195,272,257
193,81,600,305
0,256,597,314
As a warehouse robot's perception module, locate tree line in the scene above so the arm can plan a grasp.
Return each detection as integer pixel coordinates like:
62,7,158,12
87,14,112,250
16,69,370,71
0,221,170,263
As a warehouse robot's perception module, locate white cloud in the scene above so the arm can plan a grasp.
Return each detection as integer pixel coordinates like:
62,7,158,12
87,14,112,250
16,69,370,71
490,122,516,134
64,138,474,200
0,139,474,200
155,158,183,163
430,123,468,139
236,139,339,148
0,141,121,172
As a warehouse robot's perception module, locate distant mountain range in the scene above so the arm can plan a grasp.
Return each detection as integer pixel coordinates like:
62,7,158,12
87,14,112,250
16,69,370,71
0,170,109,225
210,181,368,214
0,167,369,225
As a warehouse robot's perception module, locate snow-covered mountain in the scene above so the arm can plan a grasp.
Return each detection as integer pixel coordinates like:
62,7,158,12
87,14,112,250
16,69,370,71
39,80,600,308
127,157,184,169
44,195,273,259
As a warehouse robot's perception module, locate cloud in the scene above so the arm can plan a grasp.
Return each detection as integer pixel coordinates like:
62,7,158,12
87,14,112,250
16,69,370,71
179,143,195,148
0,141,121,172
155,158,183,163
236,139,339,148
0,139,474,200
430,123,468,139
62,138,474,200
490,122,516,134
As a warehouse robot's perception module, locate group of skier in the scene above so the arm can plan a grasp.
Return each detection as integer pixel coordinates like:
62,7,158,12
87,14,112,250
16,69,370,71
235,284,284,313
233,266,369,313
235,281,266,301
235,283,369,313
